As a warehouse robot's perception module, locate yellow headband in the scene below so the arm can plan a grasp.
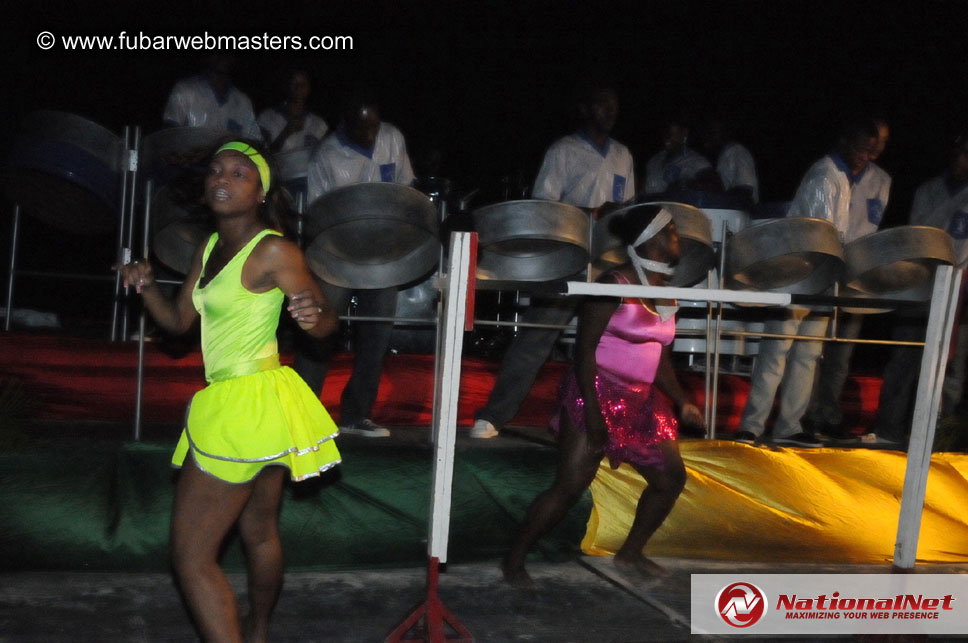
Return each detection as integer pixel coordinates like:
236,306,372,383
215,142,271,193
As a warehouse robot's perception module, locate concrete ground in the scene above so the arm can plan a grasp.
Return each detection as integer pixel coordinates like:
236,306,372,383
3,558,967,642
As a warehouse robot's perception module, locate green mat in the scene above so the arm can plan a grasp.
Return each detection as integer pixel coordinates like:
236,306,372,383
0,440,590,572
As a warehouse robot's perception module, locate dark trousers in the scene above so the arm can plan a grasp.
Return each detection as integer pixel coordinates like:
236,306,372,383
293,282,397,426
475,296,577,429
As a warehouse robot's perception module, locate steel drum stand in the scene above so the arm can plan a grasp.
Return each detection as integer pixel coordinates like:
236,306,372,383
130,179,155,441
4,125,139,337
386,231,475,643
3,205,20,332
112,126,141,341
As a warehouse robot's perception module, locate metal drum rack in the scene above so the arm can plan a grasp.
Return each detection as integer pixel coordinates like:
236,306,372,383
2,110,141,339
440,231,961,569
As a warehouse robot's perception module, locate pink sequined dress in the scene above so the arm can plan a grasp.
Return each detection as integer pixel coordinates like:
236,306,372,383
551,271,679,469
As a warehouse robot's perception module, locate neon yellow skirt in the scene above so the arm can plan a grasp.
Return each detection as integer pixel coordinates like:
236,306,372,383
172,365,341,483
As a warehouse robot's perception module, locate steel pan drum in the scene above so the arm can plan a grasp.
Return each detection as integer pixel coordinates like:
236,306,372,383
836,226,955,314
725,217,845,294
473,200,589,281
305,182,440,289
274,147,313,210
642,202,714,287
844,226,954,296
589,208,627,279
149,185,209,274
623,202,716,287
141,127,224,182
142,127,225,273
591,202,714,286
1,110,124,234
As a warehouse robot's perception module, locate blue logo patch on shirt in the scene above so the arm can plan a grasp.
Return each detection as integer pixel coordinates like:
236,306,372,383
380,163,396,182
867,198,884,225
949,210,968,239
612,174,626,203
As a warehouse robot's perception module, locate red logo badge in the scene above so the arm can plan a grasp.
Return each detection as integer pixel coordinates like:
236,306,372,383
716,582,768,628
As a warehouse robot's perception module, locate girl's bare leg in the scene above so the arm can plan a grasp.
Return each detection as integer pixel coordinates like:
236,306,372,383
170,457,254,643
503,411,602,588
614,440,686,578
237,466,287,643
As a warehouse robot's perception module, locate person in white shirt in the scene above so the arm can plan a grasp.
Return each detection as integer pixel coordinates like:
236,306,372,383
870,133,968,443
258,68,329,208
471,86,635,439
162,55,261,139
294,89,414,438
736,118,881,448
258,69,329,154
531,96,635,207
697,117,760,208
806,118,891,438
642,117,714,197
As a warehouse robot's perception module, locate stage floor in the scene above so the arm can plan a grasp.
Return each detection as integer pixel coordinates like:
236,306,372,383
3,559,967,642
4,422,967,575
3,419,968,641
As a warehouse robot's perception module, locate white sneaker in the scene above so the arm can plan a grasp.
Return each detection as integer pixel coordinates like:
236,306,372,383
470,419,499,439
340,419,390,438
859,432,901,445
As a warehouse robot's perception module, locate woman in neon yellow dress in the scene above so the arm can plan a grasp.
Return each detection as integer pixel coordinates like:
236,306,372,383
117,140,339,643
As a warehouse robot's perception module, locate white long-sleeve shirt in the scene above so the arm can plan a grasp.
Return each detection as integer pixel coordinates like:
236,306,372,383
716,142,760,204
909,173,968,266
257,107,329,152
532,132,635,208
643,146,711,195
307,122,414,201
846,163,891,242
787,153,870,243
162,75,261,139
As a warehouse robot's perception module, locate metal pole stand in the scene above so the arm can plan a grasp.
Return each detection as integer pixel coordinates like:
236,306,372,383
894,264,961,568
4,205,21,332
385,557,473,643
386,231,476,643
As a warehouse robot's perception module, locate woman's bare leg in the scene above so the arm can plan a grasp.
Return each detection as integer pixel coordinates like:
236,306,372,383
614,440,686,578
502,411,602,588
170,457,254,643
237,466,287,643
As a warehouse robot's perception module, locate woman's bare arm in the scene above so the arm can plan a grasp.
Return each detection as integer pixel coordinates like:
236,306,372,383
115,244,203,335
249,236,337,339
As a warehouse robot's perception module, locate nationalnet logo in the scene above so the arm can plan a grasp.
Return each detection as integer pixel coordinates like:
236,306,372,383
774,590,954,621
692,574,968,635
716,582,768,627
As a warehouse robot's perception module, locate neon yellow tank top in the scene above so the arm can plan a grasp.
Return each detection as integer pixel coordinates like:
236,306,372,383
192,229,284,383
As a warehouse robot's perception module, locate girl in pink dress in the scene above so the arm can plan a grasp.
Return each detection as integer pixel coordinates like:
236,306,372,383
503,204,705,588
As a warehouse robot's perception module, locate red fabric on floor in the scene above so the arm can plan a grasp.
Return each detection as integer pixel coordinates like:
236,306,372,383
0,333,882,433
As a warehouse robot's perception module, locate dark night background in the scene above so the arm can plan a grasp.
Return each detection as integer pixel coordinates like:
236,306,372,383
2,0,967,331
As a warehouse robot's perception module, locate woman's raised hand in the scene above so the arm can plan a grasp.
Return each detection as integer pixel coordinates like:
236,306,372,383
114,257,155,294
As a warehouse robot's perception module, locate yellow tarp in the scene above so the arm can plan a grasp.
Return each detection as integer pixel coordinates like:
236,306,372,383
582,441,968,564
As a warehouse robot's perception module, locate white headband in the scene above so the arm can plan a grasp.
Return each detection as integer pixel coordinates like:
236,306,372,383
630,208,673,248
628,208,675,279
